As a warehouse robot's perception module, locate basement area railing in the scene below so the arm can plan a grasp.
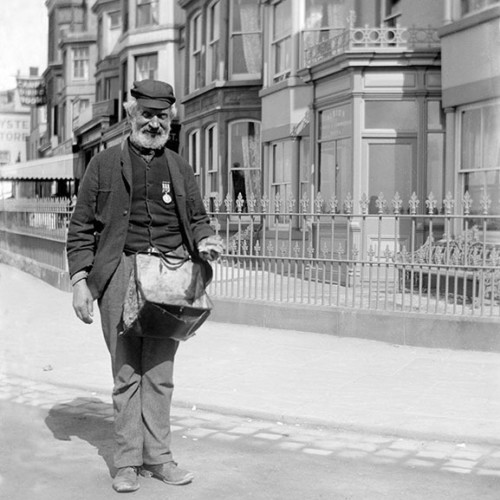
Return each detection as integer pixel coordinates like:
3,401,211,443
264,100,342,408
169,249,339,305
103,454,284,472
205,191,500,319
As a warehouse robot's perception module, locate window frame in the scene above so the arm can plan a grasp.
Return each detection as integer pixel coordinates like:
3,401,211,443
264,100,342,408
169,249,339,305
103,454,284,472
228,120,262,214
458,100,500,219
206,0,220,84
109,10,121,29
204,124,220,208
136,0,159,28
189,11,203,92
383,0,402,27
271,0,292,83
72,46,89,81
270,140,293,221
134,52,158,81
188,128,201,179
229,0,262,80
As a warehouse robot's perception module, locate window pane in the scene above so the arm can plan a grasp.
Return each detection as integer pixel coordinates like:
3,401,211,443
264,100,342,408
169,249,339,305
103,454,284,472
209,2,220,41
463,170,500,217
337,138,352,204
427,100,444,129
206,126,218,172
137,0,158,27
368,143,413,212
232,0,261,33
273,0,291,40
232,34,262,75
461,108,481,170
193,14,201,49
319,142,335,203
483,104,500,169
230,122,261,170
73,47,89,79
275,38,291,76
365,101,418,131
189,131,200,174
109,11,121,28
427,133,444,206
230,121,261,206
319,138,351,210
272,142,292,183
230,0,261,78
319,104,351,140
135,54,158,80
305,0,349,29
190,14,202,90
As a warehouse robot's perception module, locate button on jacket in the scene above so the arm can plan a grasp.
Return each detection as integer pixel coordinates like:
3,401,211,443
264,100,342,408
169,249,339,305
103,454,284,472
67,140,214,300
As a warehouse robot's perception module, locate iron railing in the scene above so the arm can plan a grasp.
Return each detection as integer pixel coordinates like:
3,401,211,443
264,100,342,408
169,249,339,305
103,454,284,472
0,197,72,271
0,193,499,318
205,191,500,318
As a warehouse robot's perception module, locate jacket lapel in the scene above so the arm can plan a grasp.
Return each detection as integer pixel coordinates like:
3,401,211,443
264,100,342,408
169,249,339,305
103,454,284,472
120,139,133,190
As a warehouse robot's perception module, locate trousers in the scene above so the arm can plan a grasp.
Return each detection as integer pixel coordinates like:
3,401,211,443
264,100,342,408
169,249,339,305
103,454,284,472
98,253,179,469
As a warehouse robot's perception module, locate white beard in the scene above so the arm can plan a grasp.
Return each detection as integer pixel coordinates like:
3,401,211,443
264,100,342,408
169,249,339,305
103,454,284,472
130,120,170,150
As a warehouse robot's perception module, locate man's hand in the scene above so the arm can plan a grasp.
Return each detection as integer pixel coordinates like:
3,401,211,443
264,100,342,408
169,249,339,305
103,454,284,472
198,235,224,262
72,280,94,324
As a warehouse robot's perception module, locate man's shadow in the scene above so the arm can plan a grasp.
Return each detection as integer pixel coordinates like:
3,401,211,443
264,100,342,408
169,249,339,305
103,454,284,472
45,397,116,476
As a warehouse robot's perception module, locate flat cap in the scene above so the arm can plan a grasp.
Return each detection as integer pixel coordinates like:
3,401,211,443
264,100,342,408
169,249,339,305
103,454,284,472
130,79,176,109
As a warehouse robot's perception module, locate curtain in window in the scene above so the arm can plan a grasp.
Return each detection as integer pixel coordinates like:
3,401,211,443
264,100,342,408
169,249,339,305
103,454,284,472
137,0,158,27
231,122,261,205
304,0,349,48
136,54,158,81
241,125,261,200
235,0,261,75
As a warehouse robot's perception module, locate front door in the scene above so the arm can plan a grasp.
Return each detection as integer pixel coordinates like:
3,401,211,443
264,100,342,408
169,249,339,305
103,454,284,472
360,138,419,260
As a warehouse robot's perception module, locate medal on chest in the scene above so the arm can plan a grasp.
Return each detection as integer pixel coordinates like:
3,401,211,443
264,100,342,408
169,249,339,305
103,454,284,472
162,181,172,204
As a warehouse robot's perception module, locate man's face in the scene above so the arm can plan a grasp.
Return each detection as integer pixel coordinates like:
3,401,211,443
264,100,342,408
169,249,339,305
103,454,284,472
129,105,171,150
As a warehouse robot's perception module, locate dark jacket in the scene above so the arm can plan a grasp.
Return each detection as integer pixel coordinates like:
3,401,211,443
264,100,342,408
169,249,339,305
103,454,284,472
67,141,214,299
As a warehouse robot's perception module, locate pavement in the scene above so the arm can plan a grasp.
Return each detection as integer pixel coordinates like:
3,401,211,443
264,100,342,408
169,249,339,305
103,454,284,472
1,261,500,448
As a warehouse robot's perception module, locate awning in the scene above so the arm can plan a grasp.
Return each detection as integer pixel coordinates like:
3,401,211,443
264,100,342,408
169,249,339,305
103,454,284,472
0,154,76,180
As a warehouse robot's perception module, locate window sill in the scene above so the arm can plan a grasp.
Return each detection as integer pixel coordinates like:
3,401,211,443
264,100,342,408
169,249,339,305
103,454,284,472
181,80,262,103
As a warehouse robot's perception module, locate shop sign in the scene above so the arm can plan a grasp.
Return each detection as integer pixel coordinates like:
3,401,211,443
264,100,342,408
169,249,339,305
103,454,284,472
16,77,47,106
320,104,351,140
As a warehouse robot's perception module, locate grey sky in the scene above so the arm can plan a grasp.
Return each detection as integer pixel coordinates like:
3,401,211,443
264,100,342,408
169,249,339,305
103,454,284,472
0,0,48,90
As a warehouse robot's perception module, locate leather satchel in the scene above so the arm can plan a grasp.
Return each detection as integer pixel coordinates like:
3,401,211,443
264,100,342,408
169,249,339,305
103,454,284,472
122,248,212,341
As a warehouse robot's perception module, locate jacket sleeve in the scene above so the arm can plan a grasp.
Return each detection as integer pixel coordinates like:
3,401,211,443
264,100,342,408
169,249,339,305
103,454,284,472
66,156,100,278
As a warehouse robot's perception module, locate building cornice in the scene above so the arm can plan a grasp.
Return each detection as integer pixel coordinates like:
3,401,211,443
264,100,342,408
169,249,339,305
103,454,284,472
439,5,500,38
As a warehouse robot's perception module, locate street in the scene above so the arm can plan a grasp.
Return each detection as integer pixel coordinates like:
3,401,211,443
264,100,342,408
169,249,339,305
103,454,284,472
2,263,500,498
1,376,499,500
